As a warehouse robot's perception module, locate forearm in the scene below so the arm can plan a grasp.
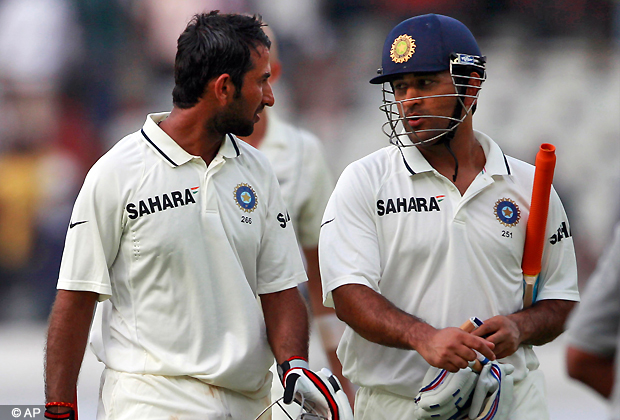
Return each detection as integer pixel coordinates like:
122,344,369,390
509,299,576,346
332,283,429,350
566,346,614,398
45,290,98,404
333,284,496,372
261,287,310,364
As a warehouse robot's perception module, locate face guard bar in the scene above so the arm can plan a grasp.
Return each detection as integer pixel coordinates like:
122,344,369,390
254,396,327,420
379,53,486,148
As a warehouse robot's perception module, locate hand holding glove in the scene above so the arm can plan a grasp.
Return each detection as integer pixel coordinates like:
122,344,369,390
278,357,354,420
413,365,478,420
468,362,514,420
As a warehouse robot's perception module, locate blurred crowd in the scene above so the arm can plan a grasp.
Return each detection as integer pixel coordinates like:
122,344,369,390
0,0,618,321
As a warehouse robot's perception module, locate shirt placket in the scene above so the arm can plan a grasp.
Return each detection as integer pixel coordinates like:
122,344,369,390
201,156,226,213
452,173,495,222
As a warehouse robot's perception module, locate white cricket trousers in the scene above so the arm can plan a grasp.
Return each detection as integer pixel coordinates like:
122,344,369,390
354,369,550,420
97,368,271,420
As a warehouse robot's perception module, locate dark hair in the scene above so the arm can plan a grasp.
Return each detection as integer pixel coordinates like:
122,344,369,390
172,11,271,109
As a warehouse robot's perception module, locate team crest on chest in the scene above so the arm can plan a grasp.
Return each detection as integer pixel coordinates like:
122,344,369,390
234,183,258,213
494,198,521,227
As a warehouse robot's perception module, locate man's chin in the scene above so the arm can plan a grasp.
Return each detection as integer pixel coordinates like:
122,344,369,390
405,131,434,146
229,123,255,137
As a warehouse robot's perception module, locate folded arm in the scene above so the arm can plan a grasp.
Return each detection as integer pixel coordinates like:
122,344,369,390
472,299,576,358
331,283,495,372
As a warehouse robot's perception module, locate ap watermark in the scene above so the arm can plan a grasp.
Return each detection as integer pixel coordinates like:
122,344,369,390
0,406,45,419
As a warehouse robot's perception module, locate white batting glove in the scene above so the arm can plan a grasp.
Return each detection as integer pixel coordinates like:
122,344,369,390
468,362,514,420
413,365,478,420
278,357,354,420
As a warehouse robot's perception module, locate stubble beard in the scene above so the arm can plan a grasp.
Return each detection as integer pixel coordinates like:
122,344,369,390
214,102,255,137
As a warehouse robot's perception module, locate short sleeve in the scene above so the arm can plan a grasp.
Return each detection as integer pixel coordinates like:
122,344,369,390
57,161,124,301
535,187,580,303
565,223,620,356
319,162,381,307
256,169,307,294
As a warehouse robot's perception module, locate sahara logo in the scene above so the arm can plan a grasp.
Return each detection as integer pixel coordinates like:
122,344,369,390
126,187,198,219
376,195,442,216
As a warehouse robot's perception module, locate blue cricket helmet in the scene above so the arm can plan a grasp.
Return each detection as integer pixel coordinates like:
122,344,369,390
370,14,483,84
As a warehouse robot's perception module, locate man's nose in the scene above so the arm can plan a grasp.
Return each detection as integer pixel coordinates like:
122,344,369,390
401,88,424,106
263,82,275,107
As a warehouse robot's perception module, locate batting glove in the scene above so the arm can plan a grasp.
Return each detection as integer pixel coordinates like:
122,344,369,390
414,365,478,420
468,362,514,420
278,357,354,420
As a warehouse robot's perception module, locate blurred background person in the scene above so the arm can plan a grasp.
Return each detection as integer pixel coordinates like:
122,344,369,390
565,220,620,420
0,0,90,320
239,25,356,409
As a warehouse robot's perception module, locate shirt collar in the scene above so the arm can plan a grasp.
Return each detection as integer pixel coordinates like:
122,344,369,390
399,129,511,176
221,134,242,159
140,112,242,167
475,130,511,176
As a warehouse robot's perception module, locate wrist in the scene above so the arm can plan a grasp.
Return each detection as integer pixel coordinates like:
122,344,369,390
45,403,75,419
277,356,309,383
506,312,527,344
408,320,435,351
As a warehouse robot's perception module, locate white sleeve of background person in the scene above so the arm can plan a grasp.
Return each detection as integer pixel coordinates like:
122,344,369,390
565,222,620,356
57,142,129,300
319,159,382,308
259,115,334,249
296,132,334,248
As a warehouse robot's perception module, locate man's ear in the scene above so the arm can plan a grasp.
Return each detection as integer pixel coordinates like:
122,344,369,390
464,71,482,107
213,73,236,105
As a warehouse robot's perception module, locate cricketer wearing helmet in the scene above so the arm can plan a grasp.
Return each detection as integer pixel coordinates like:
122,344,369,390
319,14,579,419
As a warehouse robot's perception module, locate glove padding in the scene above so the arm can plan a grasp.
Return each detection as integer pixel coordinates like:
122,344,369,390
468,362,514,420
278,357,353,420
414,365,478,420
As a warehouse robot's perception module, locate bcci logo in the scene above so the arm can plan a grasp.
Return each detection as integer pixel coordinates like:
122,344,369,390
234,183,258,213
494,198,521,227
390,34,415,63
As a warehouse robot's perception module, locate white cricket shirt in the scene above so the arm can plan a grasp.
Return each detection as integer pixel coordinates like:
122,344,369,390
258,112,334,248
58,112,307,398
319,130,579,398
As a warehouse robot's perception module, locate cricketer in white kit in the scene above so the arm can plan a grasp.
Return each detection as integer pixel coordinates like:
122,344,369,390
319,13,579,420
45,12,352,420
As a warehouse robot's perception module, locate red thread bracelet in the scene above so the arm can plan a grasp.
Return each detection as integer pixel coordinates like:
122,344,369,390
45,402,74,408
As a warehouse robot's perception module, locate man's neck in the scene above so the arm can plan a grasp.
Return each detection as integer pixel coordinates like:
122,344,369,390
417,125,486,194
158,106,224,165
